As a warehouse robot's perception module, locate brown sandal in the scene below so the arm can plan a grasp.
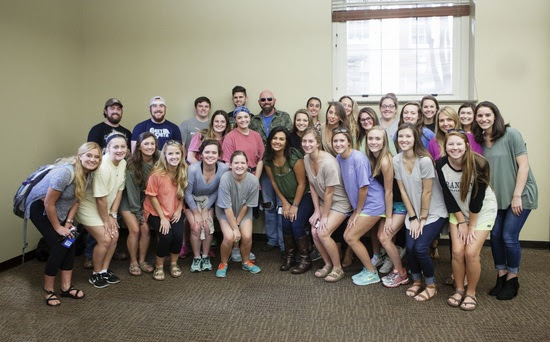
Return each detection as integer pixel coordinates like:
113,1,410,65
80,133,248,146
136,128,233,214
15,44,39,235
139,262,154,273
460,294,478,311
447,290,465,307
406,282,422,297
415,284,437,302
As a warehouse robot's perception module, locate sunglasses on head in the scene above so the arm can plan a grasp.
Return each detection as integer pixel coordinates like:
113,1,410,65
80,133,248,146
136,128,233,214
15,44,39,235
332,127,349,134
447,129,466,134
260,97,273,102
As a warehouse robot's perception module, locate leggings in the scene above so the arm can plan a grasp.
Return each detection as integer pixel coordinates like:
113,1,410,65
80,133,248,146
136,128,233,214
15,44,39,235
148,213,184,258
29,200,75,277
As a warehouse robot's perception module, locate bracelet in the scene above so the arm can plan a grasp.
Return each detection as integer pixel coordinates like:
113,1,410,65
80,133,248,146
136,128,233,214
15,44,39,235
66,219,73,223
420,216,427,220
292,202,299,207
408,215,418,221
458,221,466,225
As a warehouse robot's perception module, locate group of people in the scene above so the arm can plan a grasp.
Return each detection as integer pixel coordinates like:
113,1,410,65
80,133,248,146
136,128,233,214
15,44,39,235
27,88,538,312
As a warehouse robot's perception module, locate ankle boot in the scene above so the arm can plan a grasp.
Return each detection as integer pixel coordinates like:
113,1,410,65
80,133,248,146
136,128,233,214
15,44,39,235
280,235,296,271
497,277,519,300
291,235,312,274
488,274,507,296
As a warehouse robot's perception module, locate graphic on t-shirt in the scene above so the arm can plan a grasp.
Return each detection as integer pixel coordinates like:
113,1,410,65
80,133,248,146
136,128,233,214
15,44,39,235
149,128,172,138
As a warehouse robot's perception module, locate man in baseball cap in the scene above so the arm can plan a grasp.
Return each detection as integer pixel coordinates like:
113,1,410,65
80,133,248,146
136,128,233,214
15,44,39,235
130,96,182,152
87,97,132,149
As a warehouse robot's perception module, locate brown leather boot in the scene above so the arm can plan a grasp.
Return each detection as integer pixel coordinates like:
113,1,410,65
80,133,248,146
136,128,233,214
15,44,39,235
280,235,296,271
291,235,311,274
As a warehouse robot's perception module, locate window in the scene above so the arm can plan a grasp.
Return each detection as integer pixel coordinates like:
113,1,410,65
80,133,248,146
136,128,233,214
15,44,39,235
333,0,474,102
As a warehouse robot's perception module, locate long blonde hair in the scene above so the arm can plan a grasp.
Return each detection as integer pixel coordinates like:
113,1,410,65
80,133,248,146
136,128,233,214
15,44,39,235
365,126,392,178
56,142,102,202
150,140,188,199
434,106,462,158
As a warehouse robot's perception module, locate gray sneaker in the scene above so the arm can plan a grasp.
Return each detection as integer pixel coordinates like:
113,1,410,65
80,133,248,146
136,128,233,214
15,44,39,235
371,254,384,268
379,256,394,274
231,248,242,262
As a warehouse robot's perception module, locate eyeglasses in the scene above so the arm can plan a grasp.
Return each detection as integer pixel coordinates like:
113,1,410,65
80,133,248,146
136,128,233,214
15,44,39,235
260,97,273,102
332,128,349,134
381,104,395,109
447,129,466,134
360,117,374,123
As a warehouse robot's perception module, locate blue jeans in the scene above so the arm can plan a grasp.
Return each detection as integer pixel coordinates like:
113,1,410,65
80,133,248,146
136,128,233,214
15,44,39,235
490,207,531,274
406,217,446,285
260,173,283,250
282,193,314,238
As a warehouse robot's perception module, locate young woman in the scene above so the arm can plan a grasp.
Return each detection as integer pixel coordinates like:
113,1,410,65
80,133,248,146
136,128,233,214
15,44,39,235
306,97,322,132
215,151,261,278
321,102,349,156
458,102,476,132
77,133,127,288
356,107,380,154
333,129,385,286
27,142,101,305
362,127,408,288
187,110,231,164
184,140,229,272
264,127,314,274
289,109,313,153
428,106,482,160
221,106,264,176
120,132,159,276
394,123,448,301
473,101,538,300
339,96,358,139
420,95,440,133
143,140,188,280
302,128,353,282
397,102,435,149
436,131,497,311
378,93,399,156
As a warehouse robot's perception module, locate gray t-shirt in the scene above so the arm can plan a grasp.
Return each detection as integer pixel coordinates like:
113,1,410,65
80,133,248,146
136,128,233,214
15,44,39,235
179,117,209,152
393,153,448,229
304,152,352,214
482,127,538,210
215,172,259,221
25,164,76,221
185,161,229,210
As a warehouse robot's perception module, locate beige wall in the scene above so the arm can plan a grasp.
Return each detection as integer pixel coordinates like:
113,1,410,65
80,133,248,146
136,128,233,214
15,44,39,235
0,0,84,263
0,0,547,263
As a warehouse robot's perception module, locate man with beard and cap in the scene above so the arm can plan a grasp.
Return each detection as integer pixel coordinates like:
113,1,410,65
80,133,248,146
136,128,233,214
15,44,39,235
88,98,132,148
131,96,182,152
249,90,292,254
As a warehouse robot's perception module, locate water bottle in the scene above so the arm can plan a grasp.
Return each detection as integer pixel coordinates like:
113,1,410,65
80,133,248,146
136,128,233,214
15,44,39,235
61,227,79,248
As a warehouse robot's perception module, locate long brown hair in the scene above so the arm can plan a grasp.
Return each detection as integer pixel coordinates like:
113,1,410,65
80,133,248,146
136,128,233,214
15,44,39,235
396,123,432,161
202,110,230,140
444,131,490,201
356,107,379,148
127,132,159,188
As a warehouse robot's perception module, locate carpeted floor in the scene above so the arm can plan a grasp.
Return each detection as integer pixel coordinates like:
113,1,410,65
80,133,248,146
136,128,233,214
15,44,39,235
1,242,549,342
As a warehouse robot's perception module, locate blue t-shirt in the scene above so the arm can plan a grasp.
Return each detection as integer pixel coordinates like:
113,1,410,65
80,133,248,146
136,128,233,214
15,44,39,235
131,119,182,149
337,150,385,216
262,114,274,137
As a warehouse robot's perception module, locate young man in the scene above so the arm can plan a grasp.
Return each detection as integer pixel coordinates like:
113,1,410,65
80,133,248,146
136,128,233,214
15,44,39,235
179,96,211,151
131,96,182,152
88,98,132,148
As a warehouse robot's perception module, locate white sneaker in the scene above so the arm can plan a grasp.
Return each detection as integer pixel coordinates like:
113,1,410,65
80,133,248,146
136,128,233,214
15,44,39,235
379,256,394,274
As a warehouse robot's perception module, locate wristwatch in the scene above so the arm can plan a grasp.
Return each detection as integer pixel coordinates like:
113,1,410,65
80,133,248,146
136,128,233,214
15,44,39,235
109,212,118,219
